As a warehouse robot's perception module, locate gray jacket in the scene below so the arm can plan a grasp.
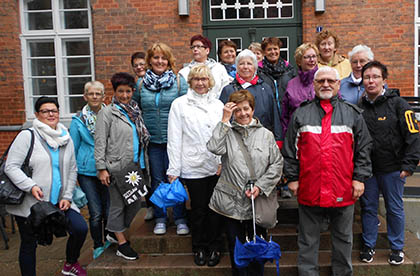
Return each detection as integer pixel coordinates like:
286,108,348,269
207,120,283,221
5,128,78,217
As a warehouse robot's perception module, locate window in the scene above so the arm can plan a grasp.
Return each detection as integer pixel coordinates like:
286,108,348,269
416,0,420,96
20,0,94,119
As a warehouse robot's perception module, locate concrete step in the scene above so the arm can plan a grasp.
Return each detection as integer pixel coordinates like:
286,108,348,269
87,248,417,276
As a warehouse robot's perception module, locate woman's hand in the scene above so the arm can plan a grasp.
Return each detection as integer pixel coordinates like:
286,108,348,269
245,185,260,199
59,199,71,211
168,175,178,183
222,102,237,123
31,185,44,201
98,169,110,187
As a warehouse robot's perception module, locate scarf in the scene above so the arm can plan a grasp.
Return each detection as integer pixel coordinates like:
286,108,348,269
262,57,290,79
223,63,236,78
33,119,70,150
298,66,318,86
112,97,150,151
81,104,105,136
235,73,259,89
143,69,176,92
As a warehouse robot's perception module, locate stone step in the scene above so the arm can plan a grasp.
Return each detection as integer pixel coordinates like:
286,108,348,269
128,215,390,254
87,248,417,276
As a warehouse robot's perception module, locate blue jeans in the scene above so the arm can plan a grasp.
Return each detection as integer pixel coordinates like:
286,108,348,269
78,174,110,248
360,171,405,250
16,208,88,276
148,143,187,225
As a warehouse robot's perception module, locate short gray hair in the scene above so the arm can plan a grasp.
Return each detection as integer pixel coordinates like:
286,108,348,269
348,45,374,61
235,49,258,72
84,81,105,95
314,66,340,80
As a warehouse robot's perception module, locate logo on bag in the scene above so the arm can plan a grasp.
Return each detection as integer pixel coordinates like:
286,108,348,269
125,170,141,187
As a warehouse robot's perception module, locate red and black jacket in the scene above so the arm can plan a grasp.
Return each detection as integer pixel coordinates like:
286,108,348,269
281,96,372,207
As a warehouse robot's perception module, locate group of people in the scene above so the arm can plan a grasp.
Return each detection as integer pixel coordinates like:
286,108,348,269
3,29,420,276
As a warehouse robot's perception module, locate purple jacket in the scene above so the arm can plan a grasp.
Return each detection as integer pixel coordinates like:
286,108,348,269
281,74,315,137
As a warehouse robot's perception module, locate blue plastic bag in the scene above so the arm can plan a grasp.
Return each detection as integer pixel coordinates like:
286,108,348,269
150,178,188,213
72,186,88,208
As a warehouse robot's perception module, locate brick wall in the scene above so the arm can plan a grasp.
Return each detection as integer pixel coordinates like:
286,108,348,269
302,0,415,96
91,0,203,100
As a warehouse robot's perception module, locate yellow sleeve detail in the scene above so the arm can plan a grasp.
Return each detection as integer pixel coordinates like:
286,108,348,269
405,110,419,133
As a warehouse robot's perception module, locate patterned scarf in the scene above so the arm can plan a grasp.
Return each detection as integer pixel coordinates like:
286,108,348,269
298,65,318,86
223,63,236,78
262,57,290,79
81,104,105,136
143,69,176,92
112,97,150,151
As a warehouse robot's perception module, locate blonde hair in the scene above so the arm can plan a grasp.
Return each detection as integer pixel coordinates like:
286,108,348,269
248,42,262,53
146,42,177,73
84,81,105,95
294,43,319,67
187,64,215,90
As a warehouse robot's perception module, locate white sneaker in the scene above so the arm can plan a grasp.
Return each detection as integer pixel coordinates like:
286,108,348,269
176,223,190,235
154,223,166,235
144,207,154,221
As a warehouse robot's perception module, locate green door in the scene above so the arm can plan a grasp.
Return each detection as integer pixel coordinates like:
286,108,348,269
202,0,302,67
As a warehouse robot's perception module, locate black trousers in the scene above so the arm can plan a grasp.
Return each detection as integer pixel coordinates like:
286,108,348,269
224,216,267,276
183,175,224,253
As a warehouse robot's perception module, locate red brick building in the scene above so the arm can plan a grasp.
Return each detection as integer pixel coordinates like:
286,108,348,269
0,0,418,150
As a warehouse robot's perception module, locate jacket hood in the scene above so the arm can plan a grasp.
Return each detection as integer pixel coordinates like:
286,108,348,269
231,118,263,134
187,58,218,69
318,53,346,67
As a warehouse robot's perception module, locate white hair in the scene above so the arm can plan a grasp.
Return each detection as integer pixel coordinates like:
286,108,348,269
314,66,340,80
84,81,105,95
348,45,374,61
235,49,258,72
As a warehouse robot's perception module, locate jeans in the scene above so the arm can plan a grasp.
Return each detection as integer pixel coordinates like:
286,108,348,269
360,171,405,250
78,174,110,248
148,143,187,225
16,208,88,276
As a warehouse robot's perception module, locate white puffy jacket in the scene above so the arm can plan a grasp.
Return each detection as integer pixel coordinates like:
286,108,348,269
167,88,224,179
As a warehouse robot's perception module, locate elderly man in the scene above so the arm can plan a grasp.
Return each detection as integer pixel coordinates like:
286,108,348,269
282,66,372,276
340,45,374,104
179,34,232,98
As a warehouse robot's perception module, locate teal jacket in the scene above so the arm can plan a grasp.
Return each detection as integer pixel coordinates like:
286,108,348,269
69,112,97,176
140,75,188,144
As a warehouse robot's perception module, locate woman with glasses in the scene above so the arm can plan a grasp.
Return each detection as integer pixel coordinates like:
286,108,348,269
5,96,88,276
281,43,319,136
131,52,147,105
179,34,231,99
167,64,224,267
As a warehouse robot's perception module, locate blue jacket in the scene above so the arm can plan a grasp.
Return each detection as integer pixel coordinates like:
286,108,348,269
140,75,188,144
69,112,97,176
340,74,364,105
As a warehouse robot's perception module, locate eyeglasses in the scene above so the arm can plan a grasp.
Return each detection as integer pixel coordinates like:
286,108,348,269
363,75,382,81
191,77,209,82
190,45,206,50
303,55,317,60
133,63,146,68
86,92,103,97
39,109,59,115
351,59,368,65
314,79,338,85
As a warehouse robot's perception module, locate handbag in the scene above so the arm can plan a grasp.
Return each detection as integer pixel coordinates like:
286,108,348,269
233,130,279,229
0,129,35,205
112,162,148,206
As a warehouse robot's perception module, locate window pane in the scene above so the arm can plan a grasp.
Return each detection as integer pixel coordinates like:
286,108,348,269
226,0,236,5
65,41,90,56
29,42,55,57
69,97,85,113
63,0,88,9
239,8,250,18
267,7,278,18
32,78,57,95
31,59,56,76
28,12,53,30
27,0,51,10
267,0,278,4
67,77,91,95
226,8,236,19
211,0,222,4
280,51,288,61
62,11,88,29
211,8,223,19
254,0,264,3
282,0,293,3
66,58,91,75
281,6,292,17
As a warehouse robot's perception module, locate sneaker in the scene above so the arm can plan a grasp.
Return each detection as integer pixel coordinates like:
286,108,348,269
154,223,167,235
360,246,375,263
93,246,105,259
144,207,154,221
388,249,404,265
116,242,139,260
106,232,118,244
61,261,86,276
280,187,292,199
176,223,190,235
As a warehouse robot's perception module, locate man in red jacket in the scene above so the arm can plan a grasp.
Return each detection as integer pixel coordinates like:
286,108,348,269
281,66,372,276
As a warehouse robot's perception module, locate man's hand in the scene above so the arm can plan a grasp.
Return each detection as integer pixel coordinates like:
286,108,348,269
288,181,299,196
400,170,412,179
98,169,110,187
245,185,260,199
352,180,364,200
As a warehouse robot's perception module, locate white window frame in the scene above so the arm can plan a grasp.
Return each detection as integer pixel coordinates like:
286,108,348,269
20,0,94,120
416,0,420,96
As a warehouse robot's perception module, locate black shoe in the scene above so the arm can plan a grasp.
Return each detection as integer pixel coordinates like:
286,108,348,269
106,232,118,244
360,246,375,263
207,251,221,267
116,242,139,260
194,250,206,266
388,249,404,265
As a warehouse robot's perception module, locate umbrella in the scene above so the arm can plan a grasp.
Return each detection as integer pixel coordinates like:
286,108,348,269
150,178,188,214
234,183,281,275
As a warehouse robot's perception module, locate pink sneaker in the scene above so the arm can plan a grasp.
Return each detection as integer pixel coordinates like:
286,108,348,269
61,261,87,276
